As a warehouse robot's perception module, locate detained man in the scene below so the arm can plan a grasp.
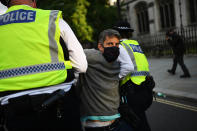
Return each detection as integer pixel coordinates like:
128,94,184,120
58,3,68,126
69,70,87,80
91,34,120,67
77,29,134,131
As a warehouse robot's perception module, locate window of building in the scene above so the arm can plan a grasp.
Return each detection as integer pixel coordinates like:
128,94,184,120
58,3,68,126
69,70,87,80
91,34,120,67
158,0,175,29
189,0,197,24
135,2,150,33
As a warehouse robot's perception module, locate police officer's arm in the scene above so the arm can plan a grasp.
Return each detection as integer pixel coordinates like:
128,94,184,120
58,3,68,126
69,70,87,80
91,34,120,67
117,45,134,79
0,2,7,15
59,19,88,73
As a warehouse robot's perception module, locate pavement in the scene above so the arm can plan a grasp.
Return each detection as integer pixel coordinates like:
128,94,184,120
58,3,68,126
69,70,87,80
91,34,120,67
148,55,197,102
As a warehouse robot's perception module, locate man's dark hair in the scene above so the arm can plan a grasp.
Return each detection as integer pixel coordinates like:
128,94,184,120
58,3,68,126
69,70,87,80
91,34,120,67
98,29,120,45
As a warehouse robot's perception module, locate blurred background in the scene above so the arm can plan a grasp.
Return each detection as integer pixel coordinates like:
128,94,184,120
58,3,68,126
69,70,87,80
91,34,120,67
36,0,197,57
37,0,119,47
1,0,196,57
118,0,197,57
0,1,197,131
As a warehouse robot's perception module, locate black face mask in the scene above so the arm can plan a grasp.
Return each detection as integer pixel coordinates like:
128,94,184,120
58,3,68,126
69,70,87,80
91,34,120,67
103,46,120,63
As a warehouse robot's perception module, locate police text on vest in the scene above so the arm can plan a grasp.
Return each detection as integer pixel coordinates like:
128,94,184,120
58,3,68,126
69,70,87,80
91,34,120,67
0,9,36,26
129,44,143,53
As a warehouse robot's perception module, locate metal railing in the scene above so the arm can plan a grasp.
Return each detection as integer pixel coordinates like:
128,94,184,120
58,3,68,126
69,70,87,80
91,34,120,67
134,25,197,57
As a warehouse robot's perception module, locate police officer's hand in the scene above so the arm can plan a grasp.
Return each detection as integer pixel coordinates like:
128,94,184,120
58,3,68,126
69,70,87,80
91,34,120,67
141,76,155,90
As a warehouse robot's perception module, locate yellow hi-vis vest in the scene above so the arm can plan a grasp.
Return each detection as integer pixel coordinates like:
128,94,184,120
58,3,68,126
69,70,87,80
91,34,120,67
0,5,72,92
120,40,149,86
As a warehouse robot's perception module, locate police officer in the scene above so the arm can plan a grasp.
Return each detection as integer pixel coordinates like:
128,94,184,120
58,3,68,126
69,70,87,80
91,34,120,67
0,0,87,131
114,21,155,131
78,29,133,131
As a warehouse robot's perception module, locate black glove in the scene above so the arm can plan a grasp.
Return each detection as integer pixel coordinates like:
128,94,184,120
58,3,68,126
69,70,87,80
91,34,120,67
141,75,155,90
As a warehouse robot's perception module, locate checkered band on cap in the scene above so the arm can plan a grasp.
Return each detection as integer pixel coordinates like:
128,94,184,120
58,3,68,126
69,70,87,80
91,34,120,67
117,26,131,30
131,71,150,76
0,62,65,79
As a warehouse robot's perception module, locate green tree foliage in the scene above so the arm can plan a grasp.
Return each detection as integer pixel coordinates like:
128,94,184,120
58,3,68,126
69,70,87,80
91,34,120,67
37,0,118,44
37,0,74,24
37,0,65,9
87,0,118,42
71,0,93,42
37,0,93,43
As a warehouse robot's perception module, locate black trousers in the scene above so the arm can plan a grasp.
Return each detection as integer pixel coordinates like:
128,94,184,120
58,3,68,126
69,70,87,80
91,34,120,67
2,88,82,131
171,54,190,75
126,88,152,131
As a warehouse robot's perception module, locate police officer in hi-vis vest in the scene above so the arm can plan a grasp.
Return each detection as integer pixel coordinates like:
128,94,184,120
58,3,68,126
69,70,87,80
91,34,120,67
0,0,87,131
113,21,155,131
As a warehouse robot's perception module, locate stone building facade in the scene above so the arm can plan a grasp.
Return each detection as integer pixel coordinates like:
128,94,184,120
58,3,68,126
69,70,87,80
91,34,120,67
121,0,197,55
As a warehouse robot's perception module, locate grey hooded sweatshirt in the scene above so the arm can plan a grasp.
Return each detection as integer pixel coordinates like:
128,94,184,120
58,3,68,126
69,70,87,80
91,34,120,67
78,49,121,119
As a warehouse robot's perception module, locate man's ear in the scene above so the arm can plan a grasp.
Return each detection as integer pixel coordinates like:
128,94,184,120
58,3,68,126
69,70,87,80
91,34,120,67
98,43,104,53
33,0,37,8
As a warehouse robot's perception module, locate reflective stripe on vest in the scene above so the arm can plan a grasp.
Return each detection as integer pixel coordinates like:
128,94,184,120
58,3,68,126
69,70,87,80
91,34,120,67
49,10,59,62
131,71,150,77
120,40,149,85
0,5,71,92
121,42,137,70
0,61,72,79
